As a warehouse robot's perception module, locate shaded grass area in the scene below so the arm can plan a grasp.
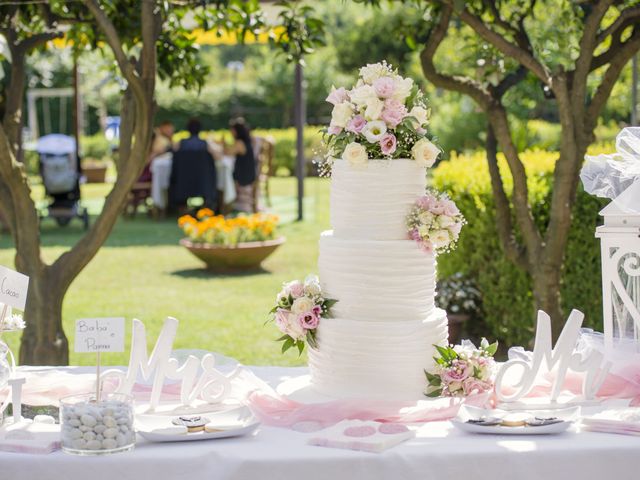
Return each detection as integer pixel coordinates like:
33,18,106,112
0,177,330,366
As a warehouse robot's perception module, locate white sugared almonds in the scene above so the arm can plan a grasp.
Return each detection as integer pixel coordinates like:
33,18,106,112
61,400,134,452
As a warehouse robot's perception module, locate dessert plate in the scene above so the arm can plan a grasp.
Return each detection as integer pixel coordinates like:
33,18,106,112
451,419,571,435
451,404,576,435
136,406,259,443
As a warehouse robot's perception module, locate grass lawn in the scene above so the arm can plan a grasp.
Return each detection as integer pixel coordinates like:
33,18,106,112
0,177,330,367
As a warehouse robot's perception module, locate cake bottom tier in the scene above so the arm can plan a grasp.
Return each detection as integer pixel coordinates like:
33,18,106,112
308,309,448,400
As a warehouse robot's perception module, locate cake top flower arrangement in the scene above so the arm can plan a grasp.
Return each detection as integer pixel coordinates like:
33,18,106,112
321,61,440,173
178,209,278,246
425,339,498,398
268,275,337,354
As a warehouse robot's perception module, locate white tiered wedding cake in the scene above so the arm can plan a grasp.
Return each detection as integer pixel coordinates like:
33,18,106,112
308,159,449,399
270,62,463,400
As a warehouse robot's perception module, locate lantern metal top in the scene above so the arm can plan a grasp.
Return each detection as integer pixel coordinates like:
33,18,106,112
598,181,640,228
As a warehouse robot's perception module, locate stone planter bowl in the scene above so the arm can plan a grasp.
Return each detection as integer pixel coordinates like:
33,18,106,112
180,237,285,272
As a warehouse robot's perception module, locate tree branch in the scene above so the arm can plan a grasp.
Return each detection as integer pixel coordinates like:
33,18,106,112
596,5,640,44
486,105,543,266
82,0,144,101
446,0,552,86
53,0,159,290
587,26,640,130
572,0,614,121
419,4,492,108
485,125,529,270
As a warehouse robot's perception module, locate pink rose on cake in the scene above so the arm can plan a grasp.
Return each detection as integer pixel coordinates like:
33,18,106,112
298,310,320,330
381,99,407,128
326,86,349,105
346,115,366,134
372,76,395,98
380,133,397,156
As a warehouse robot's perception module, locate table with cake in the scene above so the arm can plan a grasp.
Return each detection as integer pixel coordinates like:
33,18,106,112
2,62,640,479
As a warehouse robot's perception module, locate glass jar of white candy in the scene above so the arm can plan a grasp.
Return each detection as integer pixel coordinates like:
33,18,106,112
60,393,135,455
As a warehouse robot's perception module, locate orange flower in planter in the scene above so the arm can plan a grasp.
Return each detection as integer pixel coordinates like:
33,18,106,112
178,212,280,246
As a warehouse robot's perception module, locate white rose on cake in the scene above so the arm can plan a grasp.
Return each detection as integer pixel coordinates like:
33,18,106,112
291,296,315,314
359,63,392,84
391,76,414,102
362,120,387,143
331,102,354,128
431,229,452,248
364,97,384,121
408,106,429,127
411,138,440,167
304,275,322,296
342,142,368,166
349,84,377,106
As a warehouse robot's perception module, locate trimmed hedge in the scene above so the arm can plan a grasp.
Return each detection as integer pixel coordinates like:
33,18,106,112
432,149,608,347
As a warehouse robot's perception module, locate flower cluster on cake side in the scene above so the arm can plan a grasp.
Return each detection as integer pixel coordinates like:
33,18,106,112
406,191,466,254
321,61,440,172
269,275,337,354
425,339,498,397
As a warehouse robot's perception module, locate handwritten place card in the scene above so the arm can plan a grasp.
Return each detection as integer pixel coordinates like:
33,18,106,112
0,265,29,311
74,318,125,353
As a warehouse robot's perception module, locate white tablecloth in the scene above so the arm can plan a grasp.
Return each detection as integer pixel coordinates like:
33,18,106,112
2,365,640,480
150,153,236,209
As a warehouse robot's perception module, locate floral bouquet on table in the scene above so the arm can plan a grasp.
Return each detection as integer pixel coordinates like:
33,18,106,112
269,275,337,354
321,61,440,173
425,339,498,398
406,191,465,254
0,306,25,337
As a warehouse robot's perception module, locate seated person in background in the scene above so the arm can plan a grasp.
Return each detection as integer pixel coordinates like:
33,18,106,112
223,118,256,212
168,118,218,212
151,120,175,157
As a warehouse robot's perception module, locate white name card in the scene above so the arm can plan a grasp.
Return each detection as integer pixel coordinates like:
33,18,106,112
75,318,125,353
0,265,29,311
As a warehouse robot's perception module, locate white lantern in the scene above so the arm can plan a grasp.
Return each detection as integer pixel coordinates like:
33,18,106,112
595,181,640,349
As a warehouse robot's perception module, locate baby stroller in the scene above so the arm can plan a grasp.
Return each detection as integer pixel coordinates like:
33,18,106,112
36,134,89,229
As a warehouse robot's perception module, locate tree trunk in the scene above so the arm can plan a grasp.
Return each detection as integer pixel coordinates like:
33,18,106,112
18,268,69,365
532,265,565,340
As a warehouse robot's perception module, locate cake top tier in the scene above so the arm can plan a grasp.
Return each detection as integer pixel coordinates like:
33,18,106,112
330,159,426,240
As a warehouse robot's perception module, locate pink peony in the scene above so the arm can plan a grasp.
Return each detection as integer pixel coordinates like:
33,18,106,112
275,308,291,334
441,198,460,216
298,310,320,330
326,87,349,105
372,76,396,98
285,281,305,298
328,125,343,135
346,115,366,133
462,377,492,395
442,359,471,383
410,228,421,241
430,201,446,215
312,305,323,316
417,194,437,211
381,99,407,128
379,133,397,156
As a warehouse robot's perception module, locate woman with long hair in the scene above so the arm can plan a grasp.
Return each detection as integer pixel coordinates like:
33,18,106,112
224,117,256,212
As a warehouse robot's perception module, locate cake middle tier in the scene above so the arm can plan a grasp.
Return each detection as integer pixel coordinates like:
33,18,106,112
319,231,436,322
